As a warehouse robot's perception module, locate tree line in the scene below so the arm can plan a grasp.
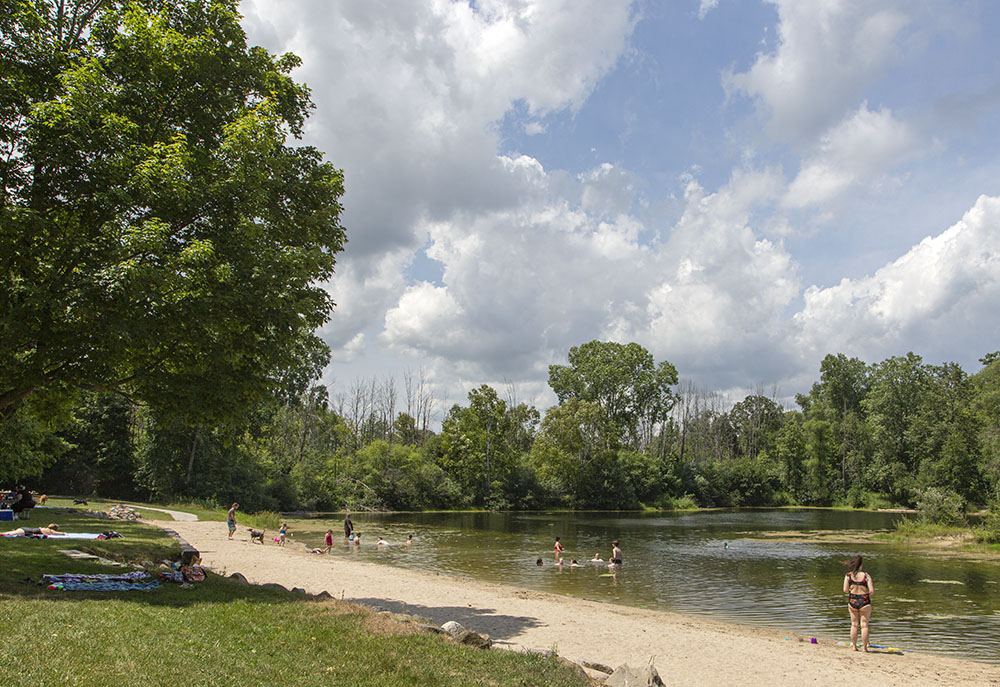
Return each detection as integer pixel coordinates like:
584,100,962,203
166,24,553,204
22,342,1000,520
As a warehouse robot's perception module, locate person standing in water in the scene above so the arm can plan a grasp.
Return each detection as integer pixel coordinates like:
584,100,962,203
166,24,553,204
843,555,874,652
609,541,623,568
344,511,354,539
324,529,334,553
227,503,239,540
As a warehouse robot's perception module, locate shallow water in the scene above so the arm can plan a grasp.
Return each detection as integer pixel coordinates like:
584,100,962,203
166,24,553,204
284,509,1000,663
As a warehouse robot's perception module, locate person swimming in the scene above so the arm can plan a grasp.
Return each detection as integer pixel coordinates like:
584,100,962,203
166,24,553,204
406,534,413,546
590,553,603,562
536,558,543,566
570,559,580,568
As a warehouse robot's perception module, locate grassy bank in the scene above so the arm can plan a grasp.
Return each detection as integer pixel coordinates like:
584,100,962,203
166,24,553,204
872,517,1000,554
39,496,280,530
0,511,588,687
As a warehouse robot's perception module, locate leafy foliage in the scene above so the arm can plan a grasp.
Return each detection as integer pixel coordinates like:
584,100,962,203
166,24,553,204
1,0,346,475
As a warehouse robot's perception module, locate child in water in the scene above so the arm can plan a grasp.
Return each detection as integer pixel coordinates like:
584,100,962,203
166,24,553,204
324,529,334,553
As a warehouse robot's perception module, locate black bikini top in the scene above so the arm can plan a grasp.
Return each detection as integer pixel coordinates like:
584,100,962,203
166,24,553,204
847,573,870,590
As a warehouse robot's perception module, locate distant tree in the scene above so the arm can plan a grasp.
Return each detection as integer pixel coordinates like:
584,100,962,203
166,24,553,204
548,340,678,450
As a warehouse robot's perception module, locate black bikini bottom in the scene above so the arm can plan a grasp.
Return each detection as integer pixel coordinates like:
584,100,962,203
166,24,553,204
849,593,871,610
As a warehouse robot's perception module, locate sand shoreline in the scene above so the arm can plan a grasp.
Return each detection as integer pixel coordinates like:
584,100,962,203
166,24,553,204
155,520,1000,686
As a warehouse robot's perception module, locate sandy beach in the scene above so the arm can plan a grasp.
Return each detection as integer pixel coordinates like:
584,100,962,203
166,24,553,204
156,520,999,687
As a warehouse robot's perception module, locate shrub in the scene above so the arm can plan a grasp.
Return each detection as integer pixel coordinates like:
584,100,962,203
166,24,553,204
916,487,967,526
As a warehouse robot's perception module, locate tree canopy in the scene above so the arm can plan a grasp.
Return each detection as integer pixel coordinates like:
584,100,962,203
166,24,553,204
1,0,346,454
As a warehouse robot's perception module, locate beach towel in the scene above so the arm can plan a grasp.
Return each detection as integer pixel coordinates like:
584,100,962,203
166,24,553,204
42,572,160,592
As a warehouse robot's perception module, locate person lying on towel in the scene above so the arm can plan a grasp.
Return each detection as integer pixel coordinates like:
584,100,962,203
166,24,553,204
2,523,65,536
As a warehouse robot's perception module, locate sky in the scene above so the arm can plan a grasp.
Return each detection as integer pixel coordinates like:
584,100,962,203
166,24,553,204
240,0,1000,417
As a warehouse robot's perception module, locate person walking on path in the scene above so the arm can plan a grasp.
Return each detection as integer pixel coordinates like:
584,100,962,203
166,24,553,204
344,511,354,539
227,503,239,540
843,555,874,652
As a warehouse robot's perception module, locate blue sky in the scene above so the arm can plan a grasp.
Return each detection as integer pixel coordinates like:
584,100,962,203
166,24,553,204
242,0,1000,416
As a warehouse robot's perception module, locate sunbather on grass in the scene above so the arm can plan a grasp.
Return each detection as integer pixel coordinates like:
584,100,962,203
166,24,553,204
3,523,65,536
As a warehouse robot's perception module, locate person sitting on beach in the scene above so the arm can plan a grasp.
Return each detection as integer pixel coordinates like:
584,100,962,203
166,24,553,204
608,541,623,568
324,529,334,553
3,523,64,536
843,555,874,652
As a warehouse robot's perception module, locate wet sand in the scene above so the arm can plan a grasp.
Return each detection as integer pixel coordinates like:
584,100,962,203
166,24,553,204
156,520,1000,687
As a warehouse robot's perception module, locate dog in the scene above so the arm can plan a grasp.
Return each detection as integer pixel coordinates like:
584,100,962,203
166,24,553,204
248,528,265,544
73,498,88,505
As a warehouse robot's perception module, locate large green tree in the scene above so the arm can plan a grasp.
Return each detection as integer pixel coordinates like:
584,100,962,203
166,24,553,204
548,340,678,451
1,0,346,472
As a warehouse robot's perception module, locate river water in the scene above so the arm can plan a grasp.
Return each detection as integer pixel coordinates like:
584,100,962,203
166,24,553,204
285,509,1000,663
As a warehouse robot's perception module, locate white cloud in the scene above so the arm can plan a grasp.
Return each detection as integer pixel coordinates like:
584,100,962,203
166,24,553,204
793,194,1000,364
241,0,639,372
784,104,922,208
725,1,910,141
698,0,720,20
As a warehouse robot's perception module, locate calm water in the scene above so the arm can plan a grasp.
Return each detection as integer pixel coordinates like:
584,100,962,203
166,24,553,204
285,509,1000,663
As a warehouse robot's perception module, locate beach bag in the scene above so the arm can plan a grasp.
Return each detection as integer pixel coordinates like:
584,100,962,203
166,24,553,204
180,565,205,583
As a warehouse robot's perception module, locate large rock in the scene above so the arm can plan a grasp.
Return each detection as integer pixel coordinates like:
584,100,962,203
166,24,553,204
228,572,249,584
604,664,665,687
441,620,465,637
578,658,613,674
455,629,492,649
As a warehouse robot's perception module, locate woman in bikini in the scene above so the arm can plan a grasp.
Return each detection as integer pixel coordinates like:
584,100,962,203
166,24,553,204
843,554,874,652
2,524,64,536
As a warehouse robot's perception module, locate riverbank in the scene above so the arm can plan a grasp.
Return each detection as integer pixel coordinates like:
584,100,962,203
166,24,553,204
157,519,1000,687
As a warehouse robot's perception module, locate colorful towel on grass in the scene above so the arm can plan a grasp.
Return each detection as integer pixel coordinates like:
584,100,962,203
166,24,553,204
42,572,160,592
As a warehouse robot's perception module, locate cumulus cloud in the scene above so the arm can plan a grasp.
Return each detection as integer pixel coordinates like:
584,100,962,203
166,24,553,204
725,0,910,141
381,159,799,397
784,103,922,208
793,194,1000,365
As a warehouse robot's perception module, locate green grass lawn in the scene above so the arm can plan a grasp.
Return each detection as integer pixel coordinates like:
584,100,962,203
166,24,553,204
0,512,588,687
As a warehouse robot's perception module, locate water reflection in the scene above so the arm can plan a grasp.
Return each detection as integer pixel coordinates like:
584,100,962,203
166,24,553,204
285,509,1000,663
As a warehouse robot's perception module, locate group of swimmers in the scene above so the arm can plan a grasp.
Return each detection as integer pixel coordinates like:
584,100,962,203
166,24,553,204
538,537,624,571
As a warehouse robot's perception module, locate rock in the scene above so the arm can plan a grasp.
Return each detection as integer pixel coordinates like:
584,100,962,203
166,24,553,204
291,587,307,594
441,620,465,637
415,623,446,635
315,590,333,600
228,572,249,584
604,664,665,687
455,630,492,649
578,659,613,674
552,656,590,683
261,582,287,592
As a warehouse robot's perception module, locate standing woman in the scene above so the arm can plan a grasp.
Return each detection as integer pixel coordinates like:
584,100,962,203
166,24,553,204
843,555,874,652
